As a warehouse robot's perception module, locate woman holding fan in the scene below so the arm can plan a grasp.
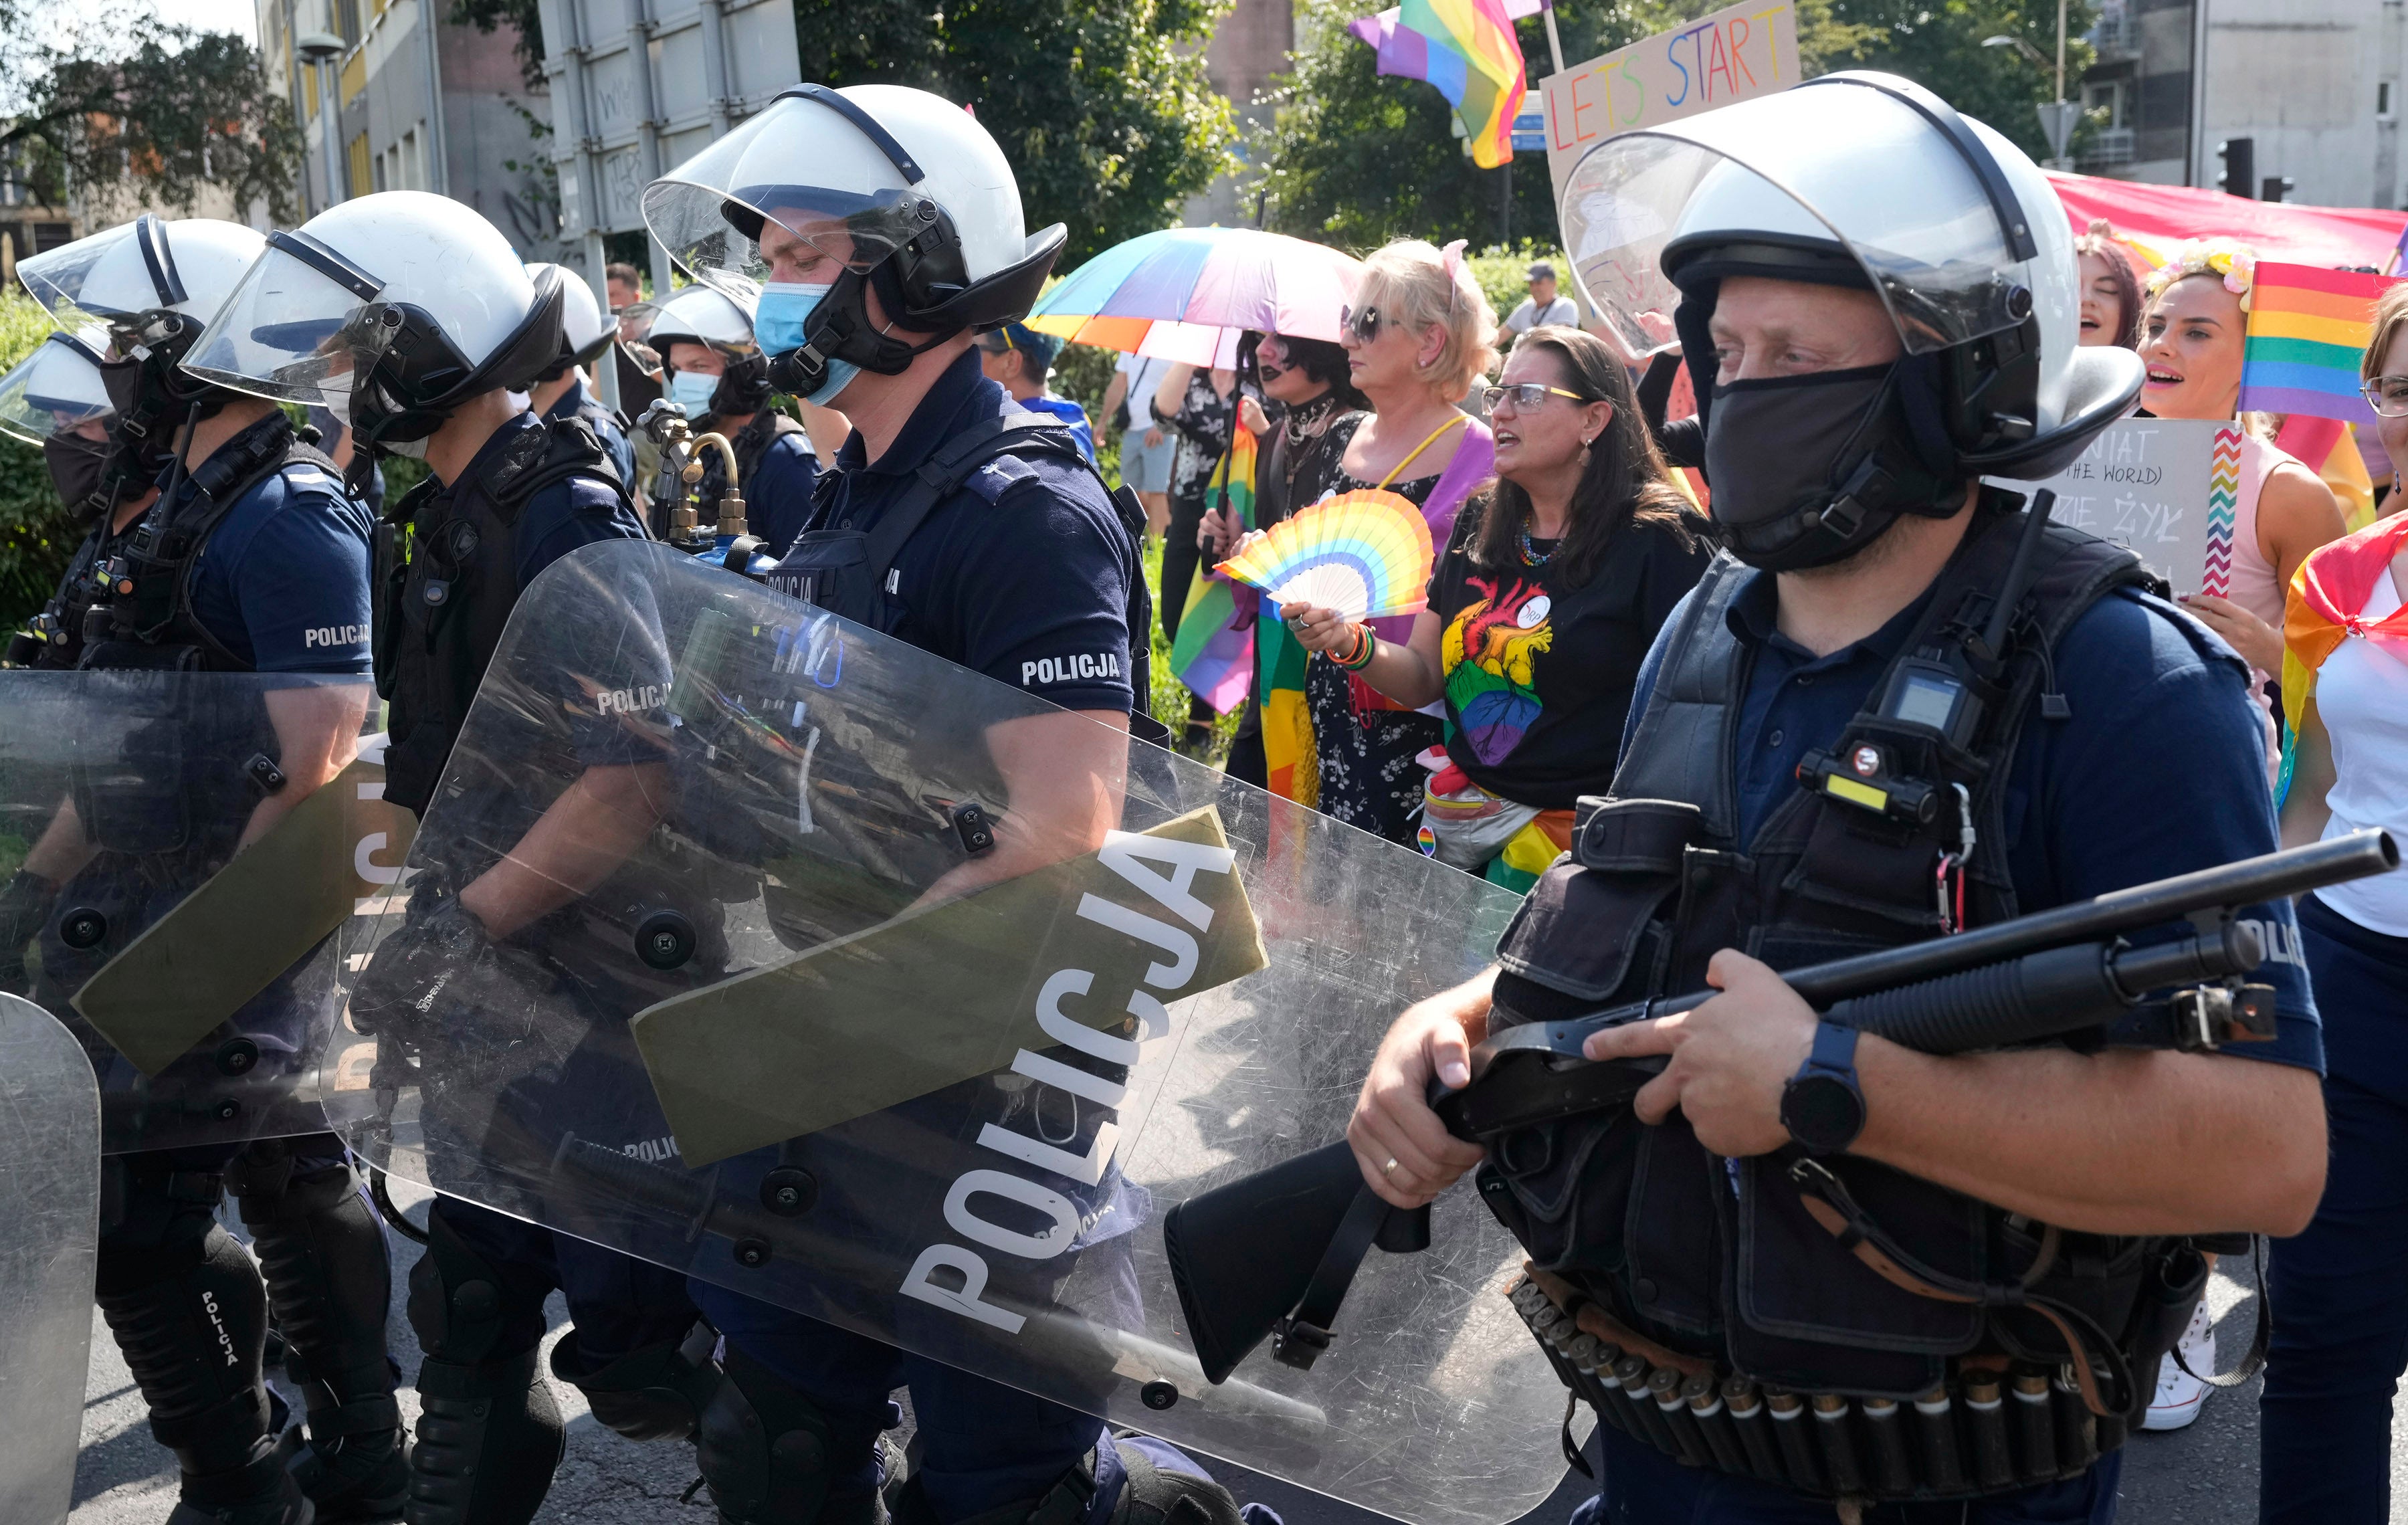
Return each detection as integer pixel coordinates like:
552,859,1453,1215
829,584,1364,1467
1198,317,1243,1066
1282,326,1708,886
1266,239,1500,846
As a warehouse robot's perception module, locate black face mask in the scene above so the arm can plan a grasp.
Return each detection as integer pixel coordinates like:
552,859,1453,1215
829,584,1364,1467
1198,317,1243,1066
1704,363,1952,572
41,431,117,522
711,353,774,419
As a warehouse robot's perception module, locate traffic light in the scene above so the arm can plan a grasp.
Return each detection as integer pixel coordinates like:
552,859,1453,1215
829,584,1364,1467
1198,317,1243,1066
2262,175,2296,203
2219,136,2254,199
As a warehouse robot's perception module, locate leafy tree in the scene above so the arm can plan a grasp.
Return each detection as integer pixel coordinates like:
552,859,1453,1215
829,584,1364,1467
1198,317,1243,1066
793,0,1239,264
0,0,303,222
1256,0,2088,252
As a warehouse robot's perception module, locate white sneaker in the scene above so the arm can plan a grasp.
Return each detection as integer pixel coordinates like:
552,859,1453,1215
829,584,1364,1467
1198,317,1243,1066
2141,1298,2216,1431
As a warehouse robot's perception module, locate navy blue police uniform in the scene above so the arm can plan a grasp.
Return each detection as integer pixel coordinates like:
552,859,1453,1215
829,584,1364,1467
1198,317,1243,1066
1540,540,2320,1525
709,348,1140,1522
544,372,637,486
362,405,723,1525
17,407,413,1519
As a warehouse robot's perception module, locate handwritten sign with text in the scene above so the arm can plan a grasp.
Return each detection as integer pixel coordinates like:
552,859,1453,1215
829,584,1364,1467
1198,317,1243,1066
1988,419,2243,598
1539,1,1801,211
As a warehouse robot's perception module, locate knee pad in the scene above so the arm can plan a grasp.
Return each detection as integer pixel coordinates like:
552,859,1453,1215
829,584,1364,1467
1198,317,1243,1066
697,1346,890,1525
405,1348,565,1525
95,1223,276,1484
551,1320,720,1443
1102,1438,1244,1525
237,1153,406,1519
406,1203,522,1368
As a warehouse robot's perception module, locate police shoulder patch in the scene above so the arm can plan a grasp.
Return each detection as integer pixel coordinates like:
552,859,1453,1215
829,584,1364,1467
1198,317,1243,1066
965,454,1041,506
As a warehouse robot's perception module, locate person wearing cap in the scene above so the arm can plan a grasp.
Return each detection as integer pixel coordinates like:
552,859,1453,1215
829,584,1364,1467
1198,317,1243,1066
977,319,1095,465
1344,75,2326,1523
1501,261,1577,344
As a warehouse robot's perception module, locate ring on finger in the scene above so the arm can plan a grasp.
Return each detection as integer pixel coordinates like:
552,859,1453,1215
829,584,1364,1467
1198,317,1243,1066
1380,1156,1399,1176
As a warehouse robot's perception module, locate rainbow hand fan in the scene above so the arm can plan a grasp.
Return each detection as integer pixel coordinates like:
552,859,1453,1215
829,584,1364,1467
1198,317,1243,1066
1215,490,1435,619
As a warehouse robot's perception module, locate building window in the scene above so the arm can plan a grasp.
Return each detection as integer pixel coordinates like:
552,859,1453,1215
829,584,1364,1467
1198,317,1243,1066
348,132,372,200
401,128,419,189
373,150,387,192
2383,80,2397,120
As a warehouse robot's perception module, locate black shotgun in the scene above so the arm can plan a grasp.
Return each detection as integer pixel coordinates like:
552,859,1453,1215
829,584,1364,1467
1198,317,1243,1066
1163,829,2398,1385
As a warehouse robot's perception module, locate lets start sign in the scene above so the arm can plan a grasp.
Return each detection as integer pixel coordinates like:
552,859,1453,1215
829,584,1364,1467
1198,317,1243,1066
1539,0,1801,211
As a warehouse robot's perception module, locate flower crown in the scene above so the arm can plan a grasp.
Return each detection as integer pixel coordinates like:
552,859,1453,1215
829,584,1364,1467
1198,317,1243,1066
2144,239,2258,312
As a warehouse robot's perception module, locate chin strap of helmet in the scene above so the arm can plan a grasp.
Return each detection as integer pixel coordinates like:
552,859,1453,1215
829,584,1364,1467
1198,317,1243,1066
710,352,777,417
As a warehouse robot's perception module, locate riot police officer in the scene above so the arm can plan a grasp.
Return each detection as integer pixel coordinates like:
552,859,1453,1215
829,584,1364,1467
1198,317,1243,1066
637,82,1209,1525
1340,77,2329,1522
183,189,713,1525
526,262,638,486
647,282,821,555
2,215,405,1524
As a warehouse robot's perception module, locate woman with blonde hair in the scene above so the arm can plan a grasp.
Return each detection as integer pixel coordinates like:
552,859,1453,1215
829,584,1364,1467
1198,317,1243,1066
1266,237,1500,845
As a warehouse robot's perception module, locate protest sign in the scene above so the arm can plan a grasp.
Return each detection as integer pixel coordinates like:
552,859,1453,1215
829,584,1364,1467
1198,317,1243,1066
1538,1,1800,211
1991,419,2243,598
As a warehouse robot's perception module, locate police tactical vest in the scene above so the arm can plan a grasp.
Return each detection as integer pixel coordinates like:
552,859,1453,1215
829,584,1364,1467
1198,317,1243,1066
375,413,630,816
774,407,1164,743
28,413,341,673
1484,506,2208,1496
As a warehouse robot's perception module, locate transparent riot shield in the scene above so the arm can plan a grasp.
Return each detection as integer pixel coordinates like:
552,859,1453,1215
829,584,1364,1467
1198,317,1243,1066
0,992,100,1525
0,670,407,1153
325,542,1569,1525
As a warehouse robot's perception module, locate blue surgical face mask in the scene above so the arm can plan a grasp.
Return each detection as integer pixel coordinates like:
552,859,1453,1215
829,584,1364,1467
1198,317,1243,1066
668,369,718,415
755,280,861,407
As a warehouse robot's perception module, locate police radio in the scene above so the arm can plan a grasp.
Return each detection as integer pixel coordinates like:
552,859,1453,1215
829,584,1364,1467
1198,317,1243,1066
1797,489,2060,829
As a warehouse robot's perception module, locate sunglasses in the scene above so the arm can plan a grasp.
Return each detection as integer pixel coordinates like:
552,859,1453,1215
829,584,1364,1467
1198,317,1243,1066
2362,375,2408,418
977,333,1015,355
1481,383,1591,413
1340,304,1389,344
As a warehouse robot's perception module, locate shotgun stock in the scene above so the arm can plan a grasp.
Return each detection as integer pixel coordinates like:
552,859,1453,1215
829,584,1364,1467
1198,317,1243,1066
1163,830,2397,1386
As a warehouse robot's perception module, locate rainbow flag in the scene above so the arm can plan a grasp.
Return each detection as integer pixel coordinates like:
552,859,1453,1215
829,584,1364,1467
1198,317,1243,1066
1348,0,1527,169
2239,263,2403,427
1170,424,1261,714
1258,612,1317,806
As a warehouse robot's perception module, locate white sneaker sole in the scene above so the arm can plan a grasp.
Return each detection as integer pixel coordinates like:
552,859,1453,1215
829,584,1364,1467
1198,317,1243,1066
2141,1388,2209,1431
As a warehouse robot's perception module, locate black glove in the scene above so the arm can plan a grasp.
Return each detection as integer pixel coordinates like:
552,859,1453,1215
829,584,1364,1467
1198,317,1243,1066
0,870,58,995
346,899,500,1041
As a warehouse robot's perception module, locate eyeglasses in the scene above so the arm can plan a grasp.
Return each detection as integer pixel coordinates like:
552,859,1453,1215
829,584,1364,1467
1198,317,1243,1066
1340,304,1387,344
976,333,1014,355
1481,383,1592,413
2362,375,2408,417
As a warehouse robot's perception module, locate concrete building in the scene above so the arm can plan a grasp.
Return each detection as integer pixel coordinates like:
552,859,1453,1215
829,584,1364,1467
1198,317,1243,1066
2078,0,2406,211
1183,0,1296,226
254,0,557,250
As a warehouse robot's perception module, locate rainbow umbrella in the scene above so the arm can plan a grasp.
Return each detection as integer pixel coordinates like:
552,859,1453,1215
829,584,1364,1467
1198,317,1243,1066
1026,227,1365,365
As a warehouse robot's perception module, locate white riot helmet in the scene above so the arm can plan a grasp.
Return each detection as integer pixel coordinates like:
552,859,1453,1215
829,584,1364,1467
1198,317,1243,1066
640,83,1066,402
183,191,565,454
15,216,271,475
18,215,266,332
645,284,757,365
1560,72,2142,571
531,263,615,377
0,326,142,522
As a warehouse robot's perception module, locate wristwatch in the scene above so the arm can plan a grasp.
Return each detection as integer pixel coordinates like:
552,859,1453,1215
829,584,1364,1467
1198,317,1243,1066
1781,1022,1866,1155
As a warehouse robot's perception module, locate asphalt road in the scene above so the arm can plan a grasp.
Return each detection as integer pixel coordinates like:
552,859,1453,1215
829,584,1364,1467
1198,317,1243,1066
70,1183,2408,1524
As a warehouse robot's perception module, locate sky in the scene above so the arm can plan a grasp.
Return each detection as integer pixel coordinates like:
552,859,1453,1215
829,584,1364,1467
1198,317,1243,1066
149,0,260,43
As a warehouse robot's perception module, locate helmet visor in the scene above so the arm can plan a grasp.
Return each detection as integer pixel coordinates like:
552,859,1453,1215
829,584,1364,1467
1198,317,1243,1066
0,329,113,445
17,219,181,329
641,92,938,298
180,237,394,407
1560,80,2031,359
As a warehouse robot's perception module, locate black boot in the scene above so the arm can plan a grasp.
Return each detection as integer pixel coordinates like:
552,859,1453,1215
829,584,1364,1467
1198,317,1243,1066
400,1205,564,1525
231,1142,408,1522
98,1221,314,1525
